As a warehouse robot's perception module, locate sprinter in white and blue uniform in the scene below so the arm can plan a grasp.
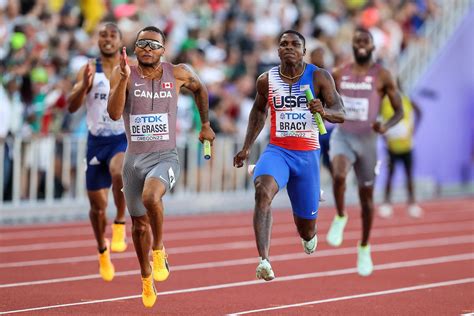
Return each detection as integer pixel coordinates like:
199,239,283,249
67,23,127,283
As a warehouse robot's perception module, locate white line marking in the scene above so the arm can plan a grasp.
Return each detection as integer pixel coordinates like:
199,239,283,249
0,213,253,239
1,206,472,242
228,277,474,315
0,254,472,314
1,214,472,253
1,198,469,233
1,219,472,263
1,235,472,288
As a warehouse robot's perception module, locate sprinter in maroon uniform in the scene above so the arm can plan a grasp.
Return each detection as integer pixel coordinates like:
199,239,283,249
326,28,403,276
108,26,215,308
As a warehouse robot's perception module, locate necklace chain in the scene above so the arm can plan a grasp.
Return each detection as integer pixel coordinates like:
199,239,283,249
279,64,306,80
137,64,160,79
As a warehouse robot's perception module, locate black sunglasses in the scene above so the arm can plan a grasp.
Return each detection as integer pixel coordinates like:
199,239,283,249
135,39,164,50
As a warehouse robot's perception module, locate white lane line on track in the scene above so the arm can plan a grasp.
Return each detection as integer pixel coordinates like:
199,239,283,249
1,205,472,241
1,211,473,253
1,198,471,234
0,216,252,240
0,220,472,268
1,235,472,288
0,254,472,315
228,277,474,315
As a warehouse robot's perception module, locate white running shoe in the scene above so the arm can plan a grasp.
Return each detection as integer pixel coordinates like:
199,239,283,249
326,214,348,247
256,258,275,281
408,204,424,218
301,234,318,254
378,203,393,218
247,164,256,176
357,243,374,276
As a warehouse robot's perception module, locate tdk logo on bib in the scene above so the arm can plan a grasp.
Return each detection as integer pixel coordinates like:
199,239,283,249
273,95,308,109
134,115,163,123
280,112,308,120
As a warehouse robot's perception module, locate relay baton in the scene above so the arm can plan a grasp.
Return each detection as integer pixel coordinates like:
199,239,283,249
203,140,211,160
304,89,327,135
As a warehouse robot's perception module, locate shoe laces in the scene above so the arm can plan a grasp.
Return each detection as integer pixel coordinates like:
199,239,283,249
142,276,155,296
153,249,168,270
306,238,315,249
99,256,111,270
112,225,125,243
258,259,271,270
358,244,371,256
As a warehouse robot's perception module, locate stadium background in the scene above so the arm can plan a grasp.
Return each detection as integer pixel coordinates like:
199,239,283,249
0,1,473,315
0,0,472,220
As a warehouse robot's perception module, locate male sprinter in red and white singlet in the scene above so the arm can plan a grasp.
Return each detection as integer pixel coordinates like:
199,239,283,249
234,30,345,281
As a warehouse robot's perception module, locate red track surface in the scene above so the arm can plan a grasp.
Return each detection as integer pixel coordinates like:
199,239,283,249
0,198,473,315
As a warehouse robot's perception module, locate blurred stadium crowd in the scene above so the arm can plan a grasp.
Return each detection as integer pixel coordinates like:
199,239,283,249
0,0,438,200
0,0,438,141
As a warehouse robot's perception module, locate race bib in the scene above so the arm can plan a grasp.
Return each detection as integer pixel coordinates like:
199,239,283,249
275,110,316,138
129,113,169,142
342,96,369,121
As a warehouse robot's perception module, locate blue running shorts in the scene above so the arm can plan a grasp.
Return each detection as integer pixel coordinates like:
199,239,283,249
253,144,320,219
86,133,127,191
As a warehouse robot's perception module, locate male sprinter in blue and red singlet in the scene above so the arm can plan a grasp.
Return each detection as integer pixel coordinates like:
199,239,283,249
234,30,345,281
68,23,128,282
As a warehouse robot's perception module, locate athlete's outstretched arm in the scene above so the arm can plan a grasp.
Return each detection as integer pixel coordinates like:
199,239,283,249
233,73,269,168
311,68,345,123
174,63,215,143
67,62,93,113
374,69,404,134
108,47,130,121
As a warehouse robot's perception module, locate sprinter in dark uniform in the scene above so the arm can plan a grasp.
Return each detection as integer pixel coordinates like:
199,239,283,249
108,26,215,308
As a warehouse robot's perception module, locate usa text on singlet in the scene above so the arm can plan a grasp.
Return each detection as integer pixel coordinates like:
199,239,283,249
268,63,320,151
338,63,382,135
123,62,178,154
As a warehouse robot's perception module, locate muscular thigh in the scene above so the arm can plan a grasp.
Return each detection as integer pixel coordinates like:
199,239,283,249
329,128,356,165
86,144,112,191
145,149,180,192
353,133,378,187
287,149,320,219
253,144,290,190
122,153,147,217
